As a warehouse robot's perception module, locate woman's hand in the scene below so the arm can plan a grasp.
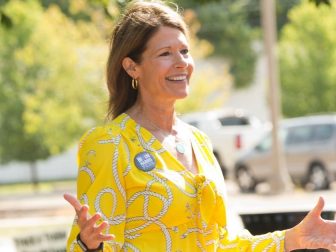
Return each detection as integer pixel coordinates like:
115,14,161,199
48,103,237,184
64,193,115,249
285,196,336,252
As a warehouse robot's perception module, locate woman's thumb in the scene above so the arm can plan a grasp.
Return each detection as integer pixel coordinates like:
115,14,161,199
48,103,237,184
308,196,324,218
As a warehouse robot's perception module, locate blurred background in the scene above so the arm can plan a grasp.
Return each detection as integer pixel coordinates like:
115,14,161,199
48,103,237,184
1,0,336,251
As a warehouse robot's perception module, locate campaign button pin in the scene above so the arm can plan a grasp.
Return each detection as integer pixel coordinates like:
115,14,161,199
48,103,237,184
134,152,156,172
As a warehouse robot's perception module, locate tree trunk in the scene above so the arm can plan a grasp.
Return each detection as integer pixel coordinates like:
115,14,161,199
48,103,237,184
261,0,293,194
30,161,39,192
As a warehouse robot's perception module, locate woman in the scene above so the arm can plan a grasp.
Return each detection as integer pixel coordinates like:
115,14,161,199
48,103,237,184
65,1,336,251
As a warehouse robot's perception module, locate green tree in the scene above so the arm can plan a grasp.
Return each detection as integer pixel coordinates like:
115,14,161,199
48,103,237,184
279,0,336,117
48,0,255,90
243,0,301,31
3,0,328,92
0,0,106,185
175,0,258,89
175,0,333,89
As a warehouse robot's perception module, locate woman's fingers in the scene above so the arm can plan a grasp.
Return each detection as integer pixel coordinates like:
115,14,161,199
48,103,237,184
63,193,82,213
95,220,109,234
98,233,115,242
83,212,101,230
78,205,90,227
63,193,91,227
95,222,115,241
81,218,115,247
309,196,324,218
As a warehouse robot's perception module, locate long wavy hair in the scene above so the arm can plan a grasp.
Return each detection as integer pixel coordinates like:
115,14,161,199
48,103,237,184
105,0,188,120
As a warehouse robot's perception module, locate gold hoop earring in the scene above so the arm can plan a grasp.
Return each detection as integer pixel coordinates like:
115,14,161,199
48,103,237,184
132,78,138,89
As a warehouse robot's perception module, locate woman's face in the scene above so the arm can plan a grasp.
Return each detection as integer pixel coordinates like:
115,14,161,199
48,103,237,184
136,26,194,103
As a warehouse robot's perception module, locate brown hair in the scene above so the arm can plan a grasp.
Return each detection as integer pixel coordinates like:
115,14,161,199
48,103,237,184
106,0,188,120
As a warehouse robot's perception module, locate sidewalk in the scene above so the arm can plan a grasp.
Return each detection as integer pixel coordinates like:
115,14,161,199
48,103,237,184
226,181,336,215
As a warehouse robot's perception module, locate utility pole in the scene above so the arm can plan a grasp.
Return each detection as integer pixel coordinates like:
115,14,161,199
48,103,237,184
261,0,293,193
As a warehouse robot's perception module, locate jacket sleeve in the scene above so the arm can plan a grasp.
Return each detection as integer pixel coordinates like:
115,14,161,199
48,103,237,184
217,227,286,251
66,127,127,252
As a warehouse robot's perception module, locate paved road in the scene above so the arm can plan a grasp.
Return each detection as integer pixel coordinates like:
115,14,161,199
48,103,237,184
0,184,76,252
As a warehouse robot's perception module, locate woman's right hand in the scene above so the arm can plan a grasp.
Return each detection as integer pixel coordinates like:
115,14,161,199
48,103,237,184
64,193,115,249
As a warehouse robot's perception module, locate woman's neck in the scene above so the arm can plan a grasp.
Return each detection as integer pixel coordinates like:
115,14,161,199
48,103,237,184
127,102,176,133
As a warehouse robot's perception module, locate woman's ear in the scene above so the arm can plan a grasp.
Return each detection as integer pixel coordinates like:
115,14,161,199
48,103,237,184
122,57,138,78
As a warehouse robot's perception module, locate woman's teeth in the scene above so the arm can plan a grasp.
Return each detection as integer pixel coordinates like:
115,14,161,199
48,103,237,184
167,76,186,81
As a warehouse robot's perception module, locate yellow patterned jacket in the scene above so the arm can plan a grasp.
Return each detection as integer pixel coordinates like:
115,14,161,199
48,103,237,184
66,113,285,251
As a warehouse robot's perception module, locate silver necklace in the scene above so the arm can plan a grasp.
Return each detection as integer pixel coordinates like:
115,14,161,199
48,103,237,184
140,113,187,155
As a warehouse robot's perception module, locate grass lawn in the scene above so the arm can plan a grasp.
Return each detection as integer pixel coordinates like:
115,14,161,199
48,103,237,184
0,180,76,197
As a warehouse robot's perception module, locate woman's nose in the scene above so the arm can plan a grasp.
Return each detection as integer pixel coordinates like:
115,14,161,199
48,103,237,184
174,53,188,68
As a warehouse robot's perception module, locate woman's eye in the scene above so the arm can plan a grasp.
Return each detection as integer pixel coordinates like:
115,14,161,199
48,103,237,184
159,51,170,56
181,49,189,55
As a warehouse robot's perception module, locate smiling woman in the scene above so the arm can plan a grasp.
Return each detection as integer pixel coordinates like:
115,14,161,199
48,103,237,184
122,26,194,106
64,1,336,252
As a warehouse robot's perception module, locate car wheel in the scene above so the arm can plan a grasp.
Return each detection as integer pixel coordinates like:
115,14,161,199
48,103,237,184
305,163,329,191
235,166,256,193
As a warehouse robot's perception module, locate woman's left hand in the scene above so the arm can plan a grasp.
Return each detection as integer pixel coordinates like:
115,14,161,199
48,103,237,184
285,196,336,251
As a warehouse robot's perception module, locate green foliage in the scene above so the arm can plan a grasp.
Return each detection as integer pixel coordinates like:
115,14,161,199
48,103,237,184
243,0,301,31
0,11,12,28
38,0,258,89
175,0,333,89
0,0,106,163
309,0,331,6
194,0,257,88
40,0,114,20
279,0,336,117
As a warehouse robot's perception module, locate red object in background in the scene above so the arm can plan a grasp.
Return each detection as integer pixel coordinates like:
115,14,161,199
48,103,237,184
235,134,242,149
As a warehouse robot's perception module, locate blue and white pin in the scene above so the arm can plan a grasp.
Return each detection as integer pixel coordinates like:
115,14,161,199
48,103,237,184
134,151,156,172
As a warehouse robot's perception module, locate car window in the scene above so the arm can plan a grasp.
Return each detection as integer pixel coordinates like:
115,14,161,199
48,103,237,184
255,129,286,152
285,125,314,145
313,124,334,141
218,116,249,126
255,134,272,151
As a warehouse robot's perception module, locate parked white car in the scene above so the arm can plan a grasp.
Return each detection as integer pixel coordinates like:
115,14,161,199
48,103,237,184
181,108,269,178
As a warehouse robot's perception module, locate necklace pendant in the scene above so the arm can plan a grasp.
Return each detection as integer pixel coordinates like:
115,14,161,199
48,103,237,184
176,143,186,154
